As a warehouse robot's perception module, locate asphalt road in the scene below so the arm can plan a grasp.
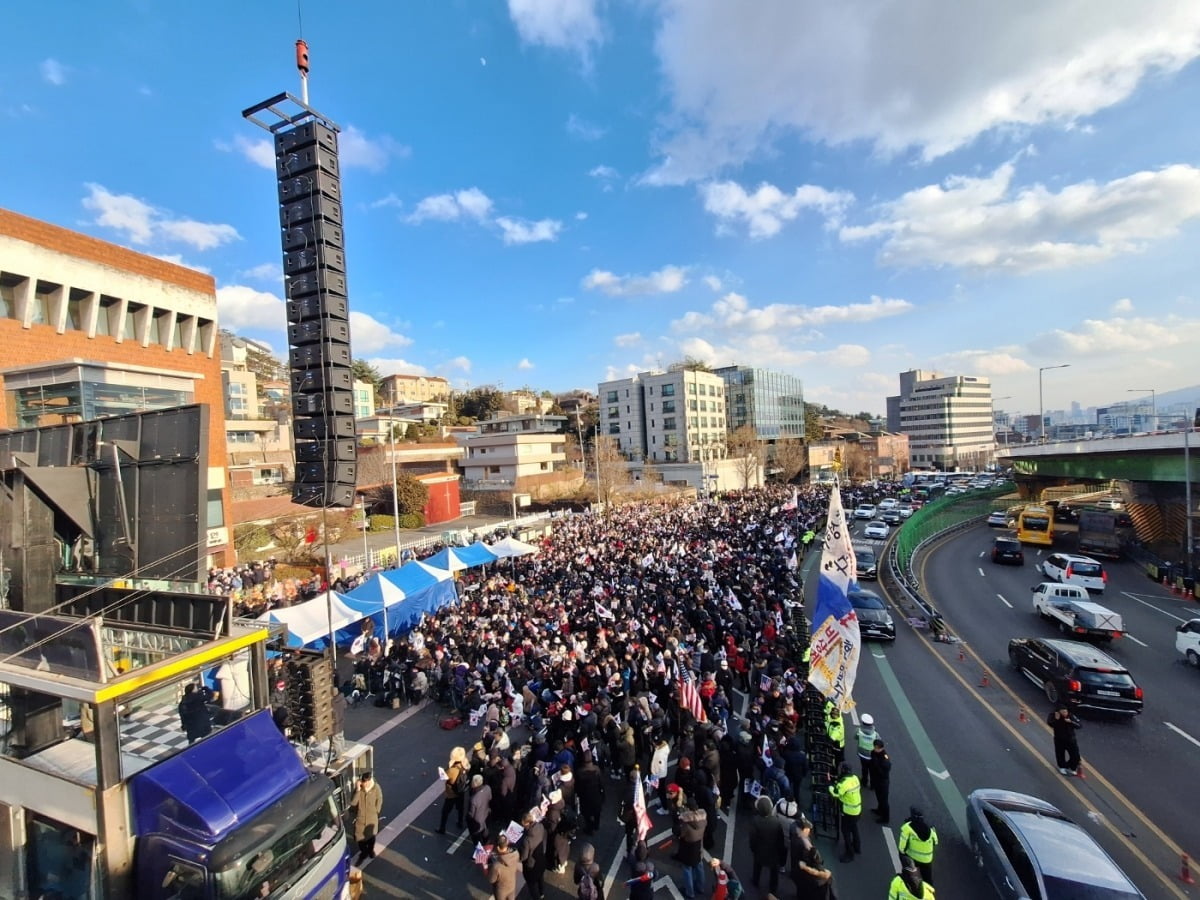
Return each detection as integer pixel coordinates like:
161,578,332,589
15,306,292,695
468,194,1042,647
331,515,1200,899
911,518,1200,899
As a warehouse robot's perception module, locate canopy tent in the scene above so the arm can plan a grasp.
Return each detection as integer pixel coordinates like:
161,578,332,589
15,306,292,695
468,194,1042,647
381,559,454,594
257,592,361,648
487,536,539,559
423,546,470,573
341,559,459,642
456,542,500,567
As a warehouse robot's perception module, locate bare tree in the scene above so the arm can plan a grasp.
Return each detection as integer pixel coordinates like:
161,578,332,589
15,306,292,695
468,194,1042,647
841,443,872,482
773,438,806,483
726,425,765,489
594,436,631,508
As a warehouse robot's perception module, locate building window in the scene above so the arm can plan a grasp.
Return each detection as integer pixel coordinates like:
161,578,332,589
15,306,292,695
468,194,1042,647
31,281,56,326
608,406,619,417
253,468,284,485
539,462,549,471
650,419,655,428
207,488,224,527
123,302,146,342
153,309,173,346
66,289,89,332
95,296,119,336
661,384,675,397
0,274,20,319
662,400,675,413
606,391,618,403
689,400,698,411
608,424,620,435
689,417,698,428
688,382,697,395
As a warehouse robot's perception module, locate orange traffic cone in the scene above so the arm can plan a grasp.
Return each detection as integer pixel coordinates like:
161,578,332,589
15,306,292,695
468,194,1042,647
1182,854,1196,885
958,649,965,662
979,674,990,688
1018,708,1028,724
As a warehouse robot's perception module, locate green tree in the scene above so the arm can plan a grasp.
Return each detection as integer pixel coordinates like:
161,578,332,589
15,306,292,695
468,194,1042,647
804,405,825,443
457,386,505,420
394,473,430,516
405,423,420,441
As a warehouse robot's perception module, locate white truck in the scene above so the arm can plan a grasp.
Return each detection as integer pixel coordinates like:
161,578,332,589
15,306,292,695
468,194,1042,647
1177,619,1200,667
1033,582,1124,642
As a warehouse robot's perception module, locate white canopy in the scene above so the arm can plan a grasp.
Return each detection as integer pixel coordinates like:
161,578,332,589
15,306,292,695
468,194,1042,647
257,592,362,645
488,536,540,558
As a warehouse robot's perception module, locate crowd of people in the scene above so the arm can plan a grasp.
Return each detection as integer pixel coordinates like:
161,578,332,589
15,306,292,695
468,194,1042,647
346,484,935,900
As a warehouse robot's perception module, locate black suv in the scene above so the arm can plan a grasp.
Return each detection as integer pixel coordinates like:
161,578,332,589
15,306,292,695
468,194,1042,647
849,588,895,640
854,546,878,580
991,537,1024,565
1008,638,1143,715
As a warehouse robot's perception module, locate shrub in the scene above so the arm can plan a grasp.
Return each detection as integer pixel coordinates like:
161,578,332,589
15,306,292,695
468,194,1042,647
369,514,396,531
398,512,425,529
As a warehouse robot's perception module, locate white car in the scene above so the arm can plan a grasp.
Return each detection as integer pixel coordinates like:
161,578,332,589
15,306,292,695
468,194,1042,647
863,520,890,539
1178,620,1200,667
853,504,877,520
1041,552,1107,593
898,505,914,519
878,498,899,510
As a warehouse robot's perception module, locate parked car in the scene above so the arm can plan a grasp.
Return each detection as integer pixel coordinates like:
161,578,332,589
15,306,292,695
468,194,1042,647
1176,619,1200,668
986,510,1009,527
853,504,877,520
991,537,1024,565
863,520,890,539
854,546,878,580
1041,553,1107,593
1008,637,1143,715
967,789,1146,900
849,588,895,640
881,509,902,525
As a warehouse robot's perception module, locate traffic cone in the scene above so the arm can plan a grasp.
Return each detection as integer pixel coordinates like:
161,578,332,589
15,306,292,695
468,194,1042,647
958,649,965,662
1018,708,1028,724
979,674,990,688
1182,854,1196,885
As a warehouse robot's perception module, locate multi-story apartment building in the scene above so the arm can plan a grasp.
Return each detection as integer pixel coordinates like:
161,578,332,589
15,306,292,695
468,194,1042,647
379,373,450,406
0,208,232,564
456,413,572,494
598,368,727,463
714,365,805,440
887,369,994,470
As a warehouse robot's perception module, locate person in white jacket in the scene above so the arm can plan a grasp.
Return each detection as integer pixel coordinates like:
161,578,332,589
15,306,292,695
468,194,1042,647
650,736,671,811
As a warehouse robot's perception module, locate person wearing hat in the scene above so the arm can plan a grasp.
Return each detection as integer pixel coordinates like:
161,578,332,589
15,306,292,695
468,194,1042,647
789,814,834,900
898,808,938,885
889,854,935,899
436,746,470,834
828,761,863,863
855,713,879,787
348,771,383,866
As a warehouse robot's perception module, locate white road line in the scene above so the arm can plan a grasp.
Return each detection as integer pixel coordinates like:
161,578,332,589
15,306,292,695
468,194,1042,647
927,768,950,780
882,824,901,872
362,779,443,866
1124,634,1149,648
447,827,469,854
978,550,985,558
1165,721,1200,750
978,567,986,577
652,876,686,899
849,707,860,727
1121,591,1188,623
996,593,1013,609
356,698,432,747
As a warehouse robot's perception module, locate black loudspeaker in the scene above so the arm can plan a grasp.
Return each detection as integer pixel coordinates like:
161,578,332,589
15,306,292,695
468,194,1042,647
276,119,358,509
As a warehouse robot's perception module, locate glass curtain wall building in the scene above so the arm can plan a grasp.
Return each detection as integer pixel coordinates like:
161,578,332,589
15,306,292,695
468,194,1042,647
715,366,806,440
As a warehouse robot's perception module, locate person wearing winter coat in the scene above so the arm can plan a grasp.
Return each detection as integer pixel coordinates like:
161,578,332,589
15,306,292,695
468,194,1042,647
676,801,707,900
749,795,787,895
467,774,492,845
573,842,596,888
519,811,548,900
789,815,835,900
437,746,470,834
576,861,602,900
575,754,606,835
348,772,383,866
177,683,214,743
486,834,520,900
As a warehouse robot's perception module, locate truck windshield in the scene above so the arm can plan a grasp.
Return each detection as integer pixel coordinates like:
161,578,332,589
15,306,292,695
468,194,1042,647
213,795,342,899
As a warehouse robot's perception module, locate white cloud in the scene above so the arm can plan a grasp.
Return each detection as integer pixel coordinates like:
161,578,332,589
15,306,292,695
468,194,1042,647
575,211,588,221
933,349,1032,376
213,135,276,170
82,183,240,251
1031,315,1195,356
672,293,912,333
40,59,66,86
216,285,287,333
701,180,853,238
614,332,642,347
496,216,563,245
583,265,688,296
339,125,408,173
1112,297,1134,313
152,254,210,274
443,356,473,373
645,1,1200,183
368,357,429,377
239,263,282,283
408,187,494,223
349,311,413,355
507,0,602,58
841,162,1200,272
678,334,871,370
368,193,404,210
703,275,723,292
567,113,606,141
517,358,535,370
589,165,618,180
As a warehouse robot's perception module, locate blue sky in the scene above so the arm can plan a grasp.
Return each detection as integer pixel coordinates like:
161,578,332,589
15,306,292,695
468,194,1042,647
4,1,1200,419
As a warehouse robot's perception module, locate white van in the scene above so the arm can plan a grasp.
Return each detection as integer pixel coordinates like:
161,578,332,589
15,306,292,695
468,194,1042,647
1031,582,1090,608
1041,553,1108,593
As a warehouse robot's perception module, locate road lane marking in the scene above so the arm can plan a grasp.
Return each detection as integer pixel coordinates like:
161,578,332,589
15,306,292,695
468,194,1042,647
652,876,686,899
926,768,950,780
1165,721,1200,750
1121,591,1188,623
356,697,432,746
364,778,444,866
849,707,860,726
1124,634,1148,647
996,593,1012,609
978,550,985,558
882,824,901,872
978,567,985,577
870,648,969,841
447,827,469,854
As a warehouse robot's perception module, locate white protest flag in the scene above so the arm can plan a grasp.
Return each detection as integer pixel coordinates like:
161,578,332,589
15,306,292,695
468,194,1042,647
595,601,615,620
808,486,861,714
782,488,798,512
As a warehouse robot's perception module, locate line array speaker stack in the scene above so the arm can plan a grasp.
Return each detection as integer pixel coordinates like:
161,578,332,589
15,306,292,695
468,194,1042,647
286,651,336,743
276,120,357,507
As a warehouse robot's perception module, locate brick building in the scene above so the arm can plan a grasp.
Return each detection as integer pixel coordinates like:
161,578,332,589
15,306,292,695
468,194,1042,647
0,208,233,565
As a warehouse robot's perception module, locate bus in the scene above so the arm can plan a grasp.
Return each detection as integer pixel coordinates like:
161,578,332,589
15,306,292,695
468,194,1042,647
1016,504,1055,546
913,483,946,505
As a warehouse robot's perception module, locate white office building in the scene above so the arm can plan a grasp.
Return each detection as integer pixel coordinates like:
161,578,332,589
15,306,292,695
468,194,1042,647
887,369,994,470
598,368,727,463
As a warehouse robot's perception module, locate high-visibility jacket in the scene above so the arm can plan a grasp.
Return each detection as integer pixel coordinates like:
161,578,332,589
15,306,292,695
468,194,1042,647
802,646,812,664
829,774,862,816
856,726,877,758
826,717,845,749
898,823,938,864
888,875,936,900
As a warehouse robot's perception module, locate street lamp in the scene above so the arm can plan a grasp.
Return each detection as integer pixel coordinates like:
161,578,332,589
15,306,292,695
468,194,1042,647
1038,365,1070,443
1127,389,1156,432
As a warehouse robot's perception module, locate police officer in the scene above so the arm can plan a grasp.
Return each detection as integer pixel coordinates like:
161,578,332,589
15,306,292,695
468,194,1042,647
828,762,862,863
825,703,846,763
855,713,879,787
898,808,938,884
889,854,935,899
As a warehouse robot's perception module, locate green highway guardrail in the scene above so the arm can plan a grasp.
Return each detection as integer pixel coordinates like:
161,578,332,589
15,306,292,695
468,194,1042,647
894,484,1016,577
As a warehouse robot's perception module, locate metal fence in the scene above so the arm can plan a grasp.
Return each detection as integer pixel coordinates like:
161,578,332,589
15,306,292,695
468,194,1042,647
894,484,1015,575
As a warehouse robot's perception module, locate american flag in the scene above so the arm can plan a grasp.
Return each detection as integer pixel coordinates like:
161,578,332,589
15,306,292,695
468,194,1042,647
678,666,708,723
633,771,653,841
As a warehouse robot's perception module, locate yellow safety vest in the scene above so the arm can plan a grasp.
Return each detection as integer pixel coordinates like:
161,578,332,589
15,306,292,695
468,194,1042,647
829,774,862,816
898,823,938,864
827,717,845,748
889,875,935,900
